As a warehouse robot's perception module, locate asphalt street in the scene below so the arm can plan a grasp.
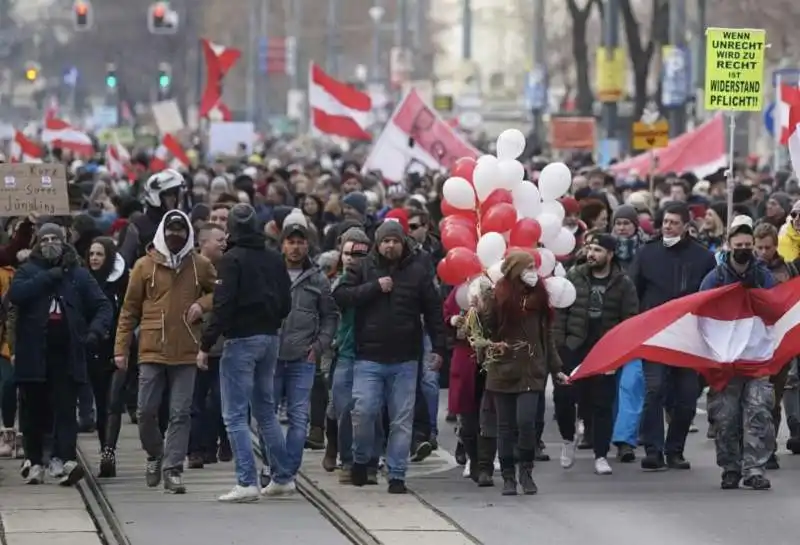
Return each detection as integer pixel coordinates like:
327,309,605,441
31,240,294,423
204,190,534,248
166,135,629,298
409,391,798,545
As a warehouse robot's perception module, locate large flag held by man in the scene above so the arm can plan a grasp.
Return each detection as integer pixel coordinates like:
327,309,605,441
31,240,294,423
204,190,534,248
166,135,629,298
569,277,800,389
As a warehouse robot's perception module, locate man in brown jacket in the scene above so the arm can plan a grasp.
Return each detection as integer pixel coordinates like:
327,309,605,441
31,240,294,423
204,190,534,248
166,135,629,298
115,210,216,494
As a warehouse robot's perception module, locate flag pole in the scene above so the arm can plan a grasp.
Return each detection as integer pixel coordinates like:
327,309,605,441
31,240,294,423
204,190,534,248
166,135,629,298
726,112,736,228
775,73,782,173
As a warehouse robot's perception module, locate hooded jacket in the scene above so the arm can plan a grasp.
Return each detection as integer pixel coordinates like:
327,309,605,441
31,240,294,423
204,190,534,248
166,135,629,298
778,221,800,263
88,245,128,368
115,210,216,365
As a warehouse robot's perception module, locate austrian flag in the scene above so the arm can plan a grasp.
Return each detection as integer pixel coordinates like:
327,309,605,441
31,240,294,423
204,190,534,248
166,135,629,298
569,278,800,389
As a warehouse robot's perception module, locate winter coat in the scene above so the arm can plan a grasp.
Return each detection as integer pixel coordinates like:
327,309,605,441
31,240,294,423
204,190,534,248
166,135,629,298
699,254,776,291
0,266,14,359
278,259,338,362
778,221,800,263
553,263,639,353
9,245,113,384
443,289,479,414
115,211,216,365
89,253,129,368
480,294,563,394
333,241,445,364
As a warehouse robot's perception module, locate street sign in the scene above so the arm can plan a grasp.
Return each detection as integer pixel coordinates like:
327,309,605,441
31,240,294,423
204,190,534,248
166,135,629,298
524,67,547,111
661,45,690,107
433,94,453,113
764,101,775,137
632,119,669,150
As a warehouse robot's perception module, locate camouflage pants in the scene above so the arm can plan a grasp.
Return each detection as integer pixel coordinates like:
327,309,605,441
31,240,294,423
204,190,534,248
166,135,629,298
708,376,775,477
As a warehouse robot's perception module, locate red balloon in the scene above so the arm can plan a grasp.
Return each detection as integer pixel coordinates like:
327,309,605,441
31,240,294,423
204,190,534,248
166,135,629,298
440,214,478,237
509,218,543,248
506,246,542,268
451,157,477,184
437,259,460,285
481,203,517,234
480,189,513,215
441,199,478,220
444,247,483,284
441,224,477,251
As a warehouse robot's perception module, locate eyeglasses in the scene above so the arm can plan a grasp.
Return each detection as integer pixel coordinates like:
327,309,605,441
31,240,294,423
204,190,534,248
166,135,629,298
408,223,423,231
343,251,368,257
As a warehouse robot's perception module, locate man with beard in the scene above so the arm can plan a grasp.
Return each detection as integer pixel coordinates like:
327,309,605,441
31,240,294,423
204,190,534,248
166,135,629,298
9,224,112,485
115,210,216,494
553,234,639,475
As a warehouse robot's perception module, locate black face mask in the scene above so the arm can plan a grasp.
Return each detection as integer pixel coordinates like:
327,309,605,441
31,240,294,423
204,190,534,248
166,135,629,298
732,248,753,265
165,234,187,254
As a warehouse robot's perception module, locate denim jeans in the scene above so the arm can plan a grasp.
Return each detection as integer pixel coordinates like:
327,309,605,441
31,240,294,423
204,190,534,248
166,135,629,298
274,359,316,477
220,335,290,487
331,357,383,467
352,360,417,481
419,335,439,437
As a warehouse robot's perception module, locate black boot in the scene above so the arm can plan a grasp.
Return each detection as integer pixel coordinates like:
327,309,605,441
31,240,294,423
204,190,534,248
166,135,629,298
517,450,537,495
787,422,800,454
98,447,116,478
322,417,338,472
500,460,517,496
455,441,467,466
476,436,496,487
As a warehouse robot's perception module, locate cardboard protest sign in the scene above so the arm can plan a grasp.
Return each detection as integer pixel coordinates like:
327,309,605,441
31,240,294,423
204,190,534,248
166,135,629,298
0,163,70,216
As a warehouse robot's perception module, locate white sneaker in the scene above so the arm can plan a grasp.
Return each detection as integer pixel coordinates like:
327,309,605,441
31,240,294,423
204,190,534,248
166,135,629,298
26,464,44,484
19,459,32,479
560,441,576,469
48,457,65,478
462,464,471,478
59,460,85,486
262,479,296,497
0,430,12,457
219,485,260,503
594,457,613,475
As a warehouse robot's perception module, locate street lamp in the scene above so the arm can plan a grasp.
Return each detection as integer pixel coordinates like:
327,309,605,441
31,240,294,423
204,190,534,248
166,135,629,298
368,5,385,84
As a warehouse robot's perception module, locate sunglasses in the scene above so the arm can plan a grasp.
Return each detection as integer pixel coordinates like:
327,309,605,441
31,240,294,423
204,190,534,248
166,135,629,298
343,251,368,257
791,211,800,219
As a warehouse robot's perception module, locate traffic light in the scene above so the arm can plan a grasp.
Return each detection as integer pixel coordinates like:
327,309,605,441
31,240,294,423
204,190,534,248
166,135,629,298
73,0,93,31
105,63,118,90
24,62,40,82
148,2,179,34
157,62,172,98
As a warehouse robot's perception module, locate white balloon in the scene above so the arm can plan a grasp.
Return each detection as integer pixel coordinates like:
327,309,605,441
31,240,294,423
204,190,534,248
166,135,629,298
487,261,504,283
496,160,525,190
545,276,577,309
554,263,567,277
538,248,556,277
477,154,496,165
538,162,573,201
540,200,565,221
496,129,527,160
537,214,562,244
476,232,507,269
472,155,501,201
511,181,542,219
442,176,476,210
455,283,470,310
545,228,577,256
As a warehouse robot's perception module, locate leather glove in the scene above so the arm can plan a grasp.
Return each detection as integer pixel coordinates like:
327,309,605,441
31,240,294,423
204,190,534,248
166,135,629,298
48,267,64,281
85,331,100,351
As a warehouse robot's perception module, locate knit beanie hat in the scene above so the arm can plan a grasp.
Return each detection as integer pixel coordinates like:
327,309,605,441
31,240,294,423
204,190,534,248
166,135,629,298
339,227,370,246
342,191,368,216
612,204,639,227
384,208,409,234
37,222,65,243
375,220,405,244
501,250,534,280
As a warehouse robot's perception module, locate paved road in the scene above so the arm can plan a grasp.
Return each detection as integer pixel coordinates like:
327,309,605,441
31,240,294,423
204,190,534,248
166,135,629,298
407,391,797,545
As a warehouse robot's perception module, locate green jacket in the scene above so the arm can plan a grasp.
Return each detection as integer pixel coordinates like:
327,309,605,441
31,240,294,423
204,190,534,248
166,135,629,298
332,273,356,361
553,262,639,352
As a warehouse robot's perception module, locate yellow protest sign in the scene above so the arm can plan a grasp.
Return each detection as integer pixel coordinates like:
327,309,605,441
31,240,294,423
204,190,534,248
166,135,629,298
632,119,669,150
704,27,766,112
595,47,626,103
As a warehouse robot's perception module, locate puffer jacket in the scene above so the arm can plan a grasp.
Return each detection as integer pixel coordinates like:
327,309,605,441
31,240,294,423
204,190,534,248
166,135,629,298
278,259,338,362
552,262,639,352
778,221,800,262
115,211,216,365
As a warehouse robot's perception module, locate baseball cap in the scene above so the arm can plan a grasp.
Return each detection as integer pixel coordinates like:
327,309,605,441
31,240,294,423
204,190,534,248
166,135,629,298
164,211,188,230
728,215,753,237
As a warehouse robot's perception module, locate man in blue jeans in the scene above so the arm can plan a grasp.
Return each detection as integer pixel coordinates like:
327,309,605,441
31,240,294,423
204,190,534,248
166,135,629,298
198,203,292,503
275,221,338,480
333,220,445,494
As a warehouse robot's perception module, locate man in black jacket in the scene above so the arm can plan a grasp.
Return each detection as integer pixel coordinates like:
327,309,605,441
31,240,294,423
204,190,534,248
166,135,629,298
627,202,716,471
333,220,445,494
198,203,292,504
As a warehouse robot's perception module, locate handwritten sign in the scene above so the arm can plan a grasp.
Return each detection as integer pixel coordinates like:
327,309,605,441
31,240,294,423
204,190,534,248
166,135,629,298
0,163,69,216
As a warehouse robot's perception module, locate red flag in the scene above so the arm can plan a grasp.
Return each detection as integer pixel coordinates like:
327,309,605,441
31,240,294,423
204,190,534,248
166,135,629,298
569,278,800,390
10,130,43,163
150,134,190,172
309,63,372,140
199,38,241,120
41,117,93,156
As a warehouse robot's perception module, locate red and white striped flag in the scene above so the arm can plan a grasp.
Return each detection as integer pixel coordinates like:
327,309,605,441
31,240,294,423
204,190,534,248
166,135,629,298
309,63,372,140
569,279,800,390
150,134,190,172
41,117,93,156
10,130,43,163
781,84,800,175
105,135,135,180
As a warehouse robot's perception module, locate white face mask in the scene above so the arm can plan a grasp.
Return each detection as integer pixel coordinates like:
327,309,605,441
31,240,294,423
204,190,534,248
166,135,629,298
663,235,681,247
521,270,539,288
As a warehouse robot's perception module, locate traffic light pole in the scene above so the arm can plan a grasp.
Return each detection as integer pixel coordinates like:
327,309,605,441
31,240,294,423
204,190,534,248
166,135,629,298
668,0,687,137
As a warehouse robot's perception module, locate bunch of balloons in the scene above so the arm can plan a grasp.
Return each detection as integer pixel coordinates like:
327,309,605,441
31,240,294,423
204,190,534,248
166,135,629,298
436,128,577,310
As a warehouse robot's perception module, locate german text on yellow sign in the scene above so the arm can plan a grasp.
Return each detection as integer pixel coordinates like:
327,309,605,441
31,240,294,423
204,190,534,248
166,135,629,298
595,47,626,103
632,120,669,150
704,27,766,112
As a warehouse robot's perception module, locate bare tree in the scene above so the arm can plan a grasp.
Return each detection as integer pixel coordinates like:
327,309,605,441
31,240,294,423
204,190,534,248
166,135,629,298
619,0,668,119
567,0,601,115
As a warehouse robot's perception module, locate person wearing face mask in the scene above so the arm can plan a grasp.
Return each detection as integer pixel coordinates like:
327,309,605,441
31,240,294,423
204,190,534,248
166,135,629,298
778,200,800,262
114,210,217,494
628,202,716,471
553,234,639,475
479,250,568,496
698,215,776,490
9,224,113,485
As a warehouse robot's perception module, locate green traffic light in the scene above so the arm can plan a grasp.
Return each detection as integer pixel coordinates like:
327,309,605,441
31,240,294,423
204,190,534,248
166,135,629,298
106,75,117,88
159,75,170,88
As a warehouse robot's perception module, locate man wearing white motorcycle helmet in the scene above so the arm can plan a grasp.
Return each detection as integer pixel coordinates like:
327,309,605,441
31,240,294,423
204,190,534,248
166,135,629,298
118,169,185,267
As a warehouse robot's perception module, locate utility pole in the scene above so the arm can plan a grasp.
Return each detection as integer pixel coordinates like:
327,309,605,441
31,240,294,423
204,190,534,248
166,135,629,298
326,0,340,77
245,0,257,122
260,0,269,125
462,0,471,60
695,0,706,123
415,0,430,80
369,2,385,84
602,0,620,140
668,0,687,137
532,0,545,142
399,0,410,81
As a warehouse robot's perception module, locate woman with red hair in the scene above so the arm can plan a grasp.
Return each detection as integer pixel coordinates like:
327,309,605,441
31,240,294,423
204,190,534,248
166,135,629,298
479,250,567,496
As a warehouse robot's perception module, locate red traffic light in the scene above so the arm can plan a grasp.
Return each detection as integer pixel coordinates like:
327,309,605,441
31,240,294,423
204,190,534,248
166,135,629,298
75,1,88,15
153,3,166,17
